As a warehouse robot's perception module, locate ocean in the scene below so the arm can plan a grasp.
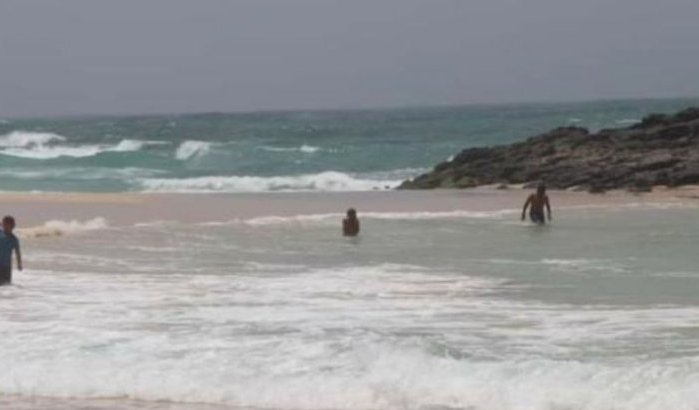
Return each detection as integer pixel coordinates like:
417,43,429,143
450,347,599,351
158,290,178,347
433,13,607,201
1,99,699,410
1,98,698,193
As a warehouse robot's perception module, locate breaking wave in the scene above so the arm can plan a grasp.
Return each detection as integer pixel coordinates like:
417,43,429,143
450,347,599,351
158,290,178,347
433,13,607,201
0,132,163,160
175,140,211,160
138,171,401,193
0,131,67,148
1,327,697,410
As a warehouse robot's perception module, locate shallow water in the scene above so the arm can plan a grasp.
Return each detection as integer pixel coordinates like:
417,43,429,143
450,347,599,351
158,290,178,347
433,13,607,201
3,202,699,409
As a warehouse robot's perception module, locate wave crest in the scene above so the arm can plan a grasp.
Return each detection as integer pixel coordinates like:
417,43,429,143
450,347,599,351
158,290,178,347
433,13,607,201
138,171,400,193
0,133,158,159
175,140,211,160
111,139,148,152
0,131,67,148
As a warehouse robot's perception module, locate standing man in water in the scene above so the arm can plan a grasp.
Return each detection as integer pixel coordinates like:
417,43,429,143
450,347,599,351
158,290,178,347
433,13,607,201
0,215,22,285
343,208,360,237
521,183,552,224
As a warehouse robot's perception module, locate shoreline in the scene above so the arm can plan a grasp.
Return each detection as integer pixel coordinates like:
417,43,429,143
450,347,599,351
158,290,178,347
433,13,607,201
1,187,697,228
400,106,699,191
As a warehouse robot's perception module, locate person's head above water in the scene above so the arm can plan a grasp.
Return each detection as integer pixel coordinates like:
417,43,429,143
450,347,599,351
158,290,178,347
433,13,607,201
536,183,546,196
2,216,16,233
343,208,360,236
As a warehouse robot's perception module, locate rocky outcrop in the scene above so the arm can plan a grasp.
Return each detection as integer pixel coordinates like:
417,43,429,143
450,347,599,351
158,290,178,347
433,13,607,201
399,107,699,192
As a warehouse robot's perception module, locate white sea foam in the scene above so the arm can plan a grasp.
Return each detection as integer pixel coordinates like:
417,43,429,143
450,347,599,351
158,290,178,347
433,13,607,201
1,144,106,159
138,171,400,193
0,167,165,181
366,209,517,220
0,133,158,159
542,258,601,267
241,209,516,226
260,144,322,153
300,144,320,153
2,261,699,409
540,258,630,273
110,139,148,152
1,353,698,409
175,140,211,160
241,213,339,226
0,131,67,148
19,217,109,238
558,202,699,213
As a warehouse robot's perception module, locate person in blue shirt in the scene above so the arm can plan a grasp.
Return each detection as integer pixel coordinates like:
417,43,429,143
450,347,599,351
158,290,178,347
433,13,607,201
0,215,22,285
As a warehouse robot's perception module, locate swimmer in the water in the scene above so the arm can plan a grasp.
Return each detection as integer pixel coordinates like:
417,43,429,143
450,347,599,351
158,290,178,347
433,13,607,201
521,183,552,224
343,208,360,237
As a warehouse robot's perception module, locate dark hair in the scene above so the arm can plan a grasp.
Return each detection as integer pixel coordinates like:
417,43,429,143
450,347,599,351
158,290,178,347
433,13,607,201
537,183,546,193
2,216,15,226
347,208,357,217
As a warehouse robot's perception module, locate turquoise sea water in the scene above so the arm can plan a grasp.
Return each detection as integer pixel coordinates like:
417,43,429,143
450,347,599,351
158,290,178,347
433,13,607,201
1,98,698,192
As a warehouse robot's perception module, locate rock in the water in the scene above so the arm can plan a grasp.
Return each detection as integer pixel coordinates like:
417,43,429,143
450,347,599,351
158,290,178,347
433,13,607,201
399,106,699,191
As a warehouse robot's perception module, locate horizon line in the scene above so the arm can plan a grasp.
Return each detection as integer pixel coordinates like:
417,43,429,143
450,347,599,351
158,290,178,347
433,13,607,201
3,94,699,122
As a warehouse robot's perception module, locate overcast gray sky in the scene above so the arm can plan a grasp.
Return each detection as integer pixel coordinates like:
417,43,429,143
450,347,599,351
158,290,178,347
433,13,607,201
1,0,698,117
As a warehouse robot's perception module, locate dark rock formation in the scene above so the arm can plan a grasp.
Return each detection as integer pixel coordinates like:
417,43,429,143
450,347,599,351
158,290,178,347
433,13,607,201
399,107,699,192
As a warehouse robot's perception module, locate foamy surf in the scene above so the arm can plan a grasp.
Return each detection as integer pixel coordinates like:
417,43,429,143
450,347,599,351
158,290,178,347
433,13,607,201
0,131,66,148
3,259,699,410
4,202,699,410
19,217,109,238
0,132,164,160
2,348,698,410
259,144,322,153
138,171,401,193
237,209,517,226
